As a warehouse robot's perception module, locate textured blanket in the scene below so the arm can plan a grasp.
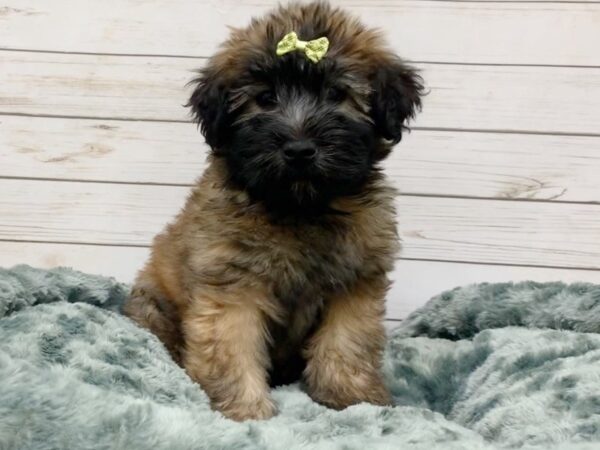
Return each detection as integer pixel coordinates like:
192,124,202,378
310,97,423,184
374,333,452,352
1,266,599,450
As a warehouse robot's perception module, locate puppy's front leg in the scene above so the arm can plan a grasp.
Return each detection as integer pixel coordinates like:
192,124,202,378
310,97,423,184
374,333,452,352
182,288,276,421
304,277,392,409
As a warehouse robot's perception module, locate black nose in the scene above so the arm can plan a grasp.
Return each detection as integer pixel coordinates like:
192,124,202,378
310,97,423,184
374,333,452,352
282,140,317,163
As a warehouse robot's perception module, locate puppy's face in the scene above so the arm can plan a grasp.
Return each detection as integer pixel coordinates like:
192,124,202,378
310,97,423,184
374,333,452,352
189,2,423,210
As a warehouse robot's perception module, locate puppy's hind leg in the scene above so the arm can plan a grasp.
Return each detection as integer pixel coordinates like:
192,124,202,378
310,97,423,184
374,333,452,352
123,274,184,365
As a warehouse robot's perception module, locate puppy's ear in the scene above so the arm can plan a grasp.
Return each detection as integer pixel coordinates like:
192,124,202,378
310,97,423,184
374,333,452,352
370,59,424,144
187,72,230,150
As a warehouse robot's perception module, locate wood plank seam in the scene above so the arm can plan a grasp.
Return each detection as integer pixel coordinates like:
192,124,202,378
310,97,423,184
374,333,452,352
0,176,597,206
1,238,599,272
3,52,600,134
2,1,600,65
3,48,600,70
3,113,600,139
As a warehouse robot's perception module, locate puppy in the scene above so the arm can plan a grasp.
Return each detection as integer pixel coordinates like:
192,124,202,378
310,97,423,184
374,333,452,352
124,1,423,421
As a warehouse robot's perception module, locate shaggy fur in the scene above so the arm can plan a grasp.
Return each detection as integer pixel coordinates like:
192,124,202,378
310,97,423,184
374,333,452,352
123,1,423,421
3,265,600,449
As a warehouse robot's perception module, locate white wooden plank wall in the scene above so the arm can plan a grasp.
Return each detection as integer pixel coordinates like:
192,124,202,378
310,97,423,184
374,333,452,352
1,0,599,320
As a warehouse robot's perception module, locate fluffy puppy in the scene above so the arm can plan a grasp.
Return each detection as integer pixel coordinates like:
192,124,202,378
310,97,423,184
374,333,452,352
124,1,423,421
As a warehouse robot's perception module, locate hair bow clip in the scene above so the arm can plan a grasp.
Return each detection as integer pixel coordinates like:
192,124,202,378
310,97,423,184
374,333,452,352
276,31,329,63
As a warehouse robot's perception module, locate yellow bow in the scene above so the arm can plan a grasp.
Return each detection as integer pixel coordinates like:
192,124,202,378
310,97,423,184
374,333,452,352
276,31,329,63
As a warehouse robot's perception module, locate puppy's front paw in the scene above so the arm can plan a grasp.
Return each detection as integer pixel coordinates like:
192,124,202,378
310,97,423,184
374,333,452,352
307,368,392,410
362,379,393,407
219,395,277,421
314,384,392,410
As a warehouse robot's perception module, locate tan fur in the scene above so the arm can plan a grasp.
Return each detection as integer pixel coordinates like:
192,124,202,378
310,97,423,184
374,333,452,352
182,285,276,420
303,276,391,409
125,159,398,420
124,2,405,421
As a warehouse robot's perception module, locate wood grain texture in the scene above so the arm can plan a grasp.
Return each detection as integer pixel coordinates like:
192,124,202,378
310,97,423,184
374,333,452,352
2,115,600,203
1,1,599,65
2,241,598,319
1,179,598,269
0,116,206,185
423,64,600,135
397,196,600,268
0,241,148,283
2,0,599,320
0,51,190,121
387,259,600,318
2,51,600,134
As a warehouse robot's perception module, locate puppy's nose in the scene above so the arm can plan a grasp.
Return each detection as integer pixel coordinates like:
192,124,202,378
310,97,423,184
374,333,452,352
282,140,317,163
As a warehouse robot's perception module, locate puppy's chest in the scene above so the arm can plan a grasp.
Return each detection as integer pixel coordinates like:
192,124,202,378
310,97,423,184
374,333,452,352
246,223,366,302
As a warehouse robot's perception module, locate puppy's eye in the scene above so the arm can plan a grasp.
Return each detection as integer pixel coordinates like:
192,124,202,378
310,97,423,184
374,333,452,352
255,90,277,108
327,86,347,103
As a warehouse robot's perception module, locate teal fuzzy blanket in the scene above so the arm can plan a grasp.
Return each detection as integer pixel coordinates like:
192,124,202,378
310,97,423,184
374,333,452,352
1,266,600,450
